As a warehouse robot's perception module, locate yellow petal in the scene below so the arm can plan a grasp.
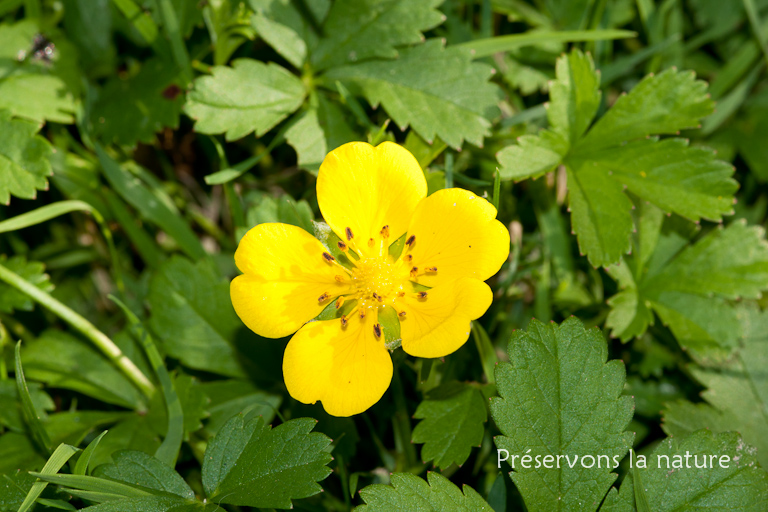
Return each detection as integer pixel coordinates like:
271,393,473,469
399,278,492,358
405,188,509,287
231,223,348,339
283,315,393,416
317,141,427,256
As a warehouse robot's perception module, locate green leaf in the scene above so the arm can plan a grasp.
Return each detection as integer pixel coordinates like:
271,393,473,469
0,200,94,234
0,380,54,433
200,380,281,435
74,431,109,476
248,0,330,61
0,256,52,314
203,415,332,508
662,304,768,468
251,13,307,68
95,145,206,261
356,472,493,511
457,29,637,58
497,50,735,267
284,93,359,174
606,218,768,360
605,430,768,511
0,471,36,512
77,497,214,511
90,58,184,147
411,382,487,470
325,39,500,149
185,59,305,141
15,341,52,454
490,318,634,512
94,450,194,499
147,256,246,377
0,110,53,205
0,21,77,124
22,330,145,410
309,0,445,71
18,443,79,512
147,372,209,441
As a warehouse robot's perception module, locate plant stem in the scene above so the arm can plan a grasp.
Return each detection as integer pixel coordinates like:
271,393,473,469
0,262,155,398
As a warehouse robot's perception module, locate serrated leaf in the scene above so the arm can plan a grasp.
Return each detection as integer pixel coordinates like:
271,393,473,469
0,21,77,124
310,0,445,71
90,58,184,147
497,50,734,267
605,430,768,511
490,318,634,512
147,256,246,377
325,39,500,149
94,450,194,499
248,0,330,56
356,472,493,511
203,415,332,508
606,218,768,360
412,382,487,469
0,256,52,313
285,93,359,174
577,68,713,152
251,13,307,68
662,304,768,468
0,110,53,205
185,59,305,141
79,497,215,511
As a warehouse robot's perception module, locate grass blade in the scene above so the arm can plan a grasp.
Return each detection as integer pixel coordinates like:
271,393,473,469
18,443,79,512
457,29,637,58
74,431,109,476
0,201,93,234
27,473,155,498
14,341,51,454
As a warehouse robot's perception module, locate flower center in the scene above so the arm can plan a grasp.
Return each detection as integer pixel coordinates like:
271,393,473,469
319,225,436,339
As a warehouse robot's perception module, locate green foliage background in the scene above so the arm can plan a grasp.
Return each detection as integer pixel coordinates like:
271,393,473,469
1,0,768,510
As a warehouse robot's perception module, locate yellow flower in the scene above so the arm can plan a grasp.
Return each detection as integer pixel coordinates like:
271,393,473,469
230,142,510,417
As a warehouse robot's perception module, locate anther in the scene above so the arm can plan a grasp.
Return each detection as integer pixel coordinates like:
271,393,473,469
397,291,405,298
318,292,330,303
335,275,344,283
406,235,416,247
341,315,348,327
404,254,413,263
368,238,375,247
322,252,335,262
380,225,390,238
359,310,366,319
345,227,354,241
335,296,345,309
410,267,419,277
337,241,348,252
373,323,382,338
417,291,428,299
398,311,407,318
372,292,383,302
426,266,437,273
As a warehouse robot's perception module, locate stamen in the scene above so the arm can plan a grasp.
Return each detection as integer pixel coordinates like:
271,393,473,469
345,227,354,241
337,241,348,252
359,309,366,320
335,275,345,283
397,291,405,298
406,235,416,247
380,225,390,238
341,314,348,327
318,292,330,303
335,296,345,309
368,238,375,248
322,252,335,262
372,292,384,302
417,291,428,299
373,323,382,338
426,266,437,273
398,310,407,318
410,267,419,277
404,254,413,263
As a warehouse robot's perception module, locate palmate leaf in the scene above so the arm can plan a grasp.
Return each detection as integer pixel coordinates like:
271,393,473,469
90,58,184,147
0,256,52,313
325,39,501,149
202,415,332,508
185,59,305,141
490,318,634,512
356,472,493,511
310,0,445,71
0,111,53,205
411,382,487,470
601,431,768,512
605,207,768,360
497,50,736,267
662,304,768,468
